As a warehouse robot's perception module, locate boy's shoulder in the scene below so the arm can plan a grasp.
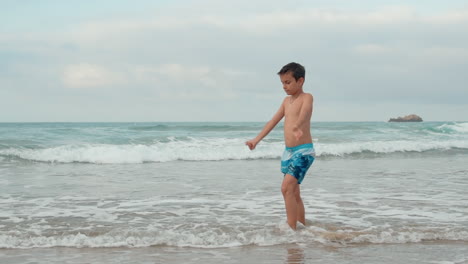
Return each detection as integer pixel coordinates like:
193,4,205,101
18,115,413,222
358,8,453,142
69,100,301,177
298,93,314,102
303,93,313,107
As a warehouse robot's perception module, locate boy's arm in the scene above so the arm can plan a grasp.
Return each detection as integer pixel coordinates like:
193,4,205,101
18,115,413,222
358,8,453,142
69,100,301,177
292,94,313,140
245,99,285,150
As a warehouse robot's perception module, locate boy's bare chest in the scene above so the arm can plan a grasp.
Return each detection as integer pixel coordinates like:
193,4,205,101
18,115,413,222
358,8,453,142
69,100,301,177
284,99,303,117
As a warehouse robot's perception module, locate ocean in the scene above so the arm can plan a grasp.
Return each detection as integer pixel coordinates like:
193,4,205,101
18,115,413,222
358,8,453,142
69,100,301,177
0,122,467,263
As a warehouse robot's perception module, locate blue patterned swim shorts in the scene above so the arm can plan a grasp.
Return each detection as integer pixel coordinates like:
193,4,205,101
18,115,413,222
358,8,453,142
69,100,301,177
281,143,315,184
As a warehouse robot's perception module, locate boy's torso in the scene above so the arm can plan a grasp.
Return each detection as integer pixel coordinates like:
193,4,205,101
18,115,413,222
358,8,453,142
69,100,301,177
283,93,313,147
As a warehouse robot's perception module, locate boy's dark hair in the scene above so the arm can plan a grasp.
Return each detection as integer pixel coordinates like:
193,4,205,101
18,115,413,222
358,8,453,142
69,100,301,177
277,62,305,81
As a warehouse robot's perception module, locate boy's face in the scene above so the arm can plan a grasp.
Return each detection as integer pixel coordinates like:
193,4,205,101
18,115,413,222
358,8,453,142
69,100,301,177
280,71,304,95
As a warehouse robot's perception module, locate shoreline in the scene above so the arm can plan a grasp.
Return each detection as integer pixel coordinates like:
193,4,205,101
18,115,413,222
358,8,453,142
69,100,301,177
1,241,467,264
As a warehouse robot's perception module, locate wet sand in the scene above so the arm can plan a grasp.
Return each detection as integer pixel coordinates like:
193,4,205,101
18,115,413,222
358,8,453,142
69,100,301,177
1,241,467,264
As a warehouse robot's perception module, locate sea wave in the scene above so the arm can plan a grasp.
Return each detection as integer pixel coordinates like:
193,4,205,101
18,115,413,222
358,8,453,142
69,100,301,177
0,138,467,163
128,124,263,132
1,224,466,249
318,140,468,156
435,122,468,134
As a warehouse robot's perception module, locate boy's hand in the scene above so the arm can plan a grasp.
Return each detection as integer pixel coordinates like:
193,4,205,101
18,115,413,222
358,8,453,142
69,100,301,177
245,139,258,150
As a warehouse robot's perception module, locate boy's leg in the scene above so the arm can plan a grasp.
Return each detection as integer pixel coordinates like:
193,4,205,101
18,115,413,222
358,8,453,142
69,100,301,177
281,174,299,230
295,185,305,225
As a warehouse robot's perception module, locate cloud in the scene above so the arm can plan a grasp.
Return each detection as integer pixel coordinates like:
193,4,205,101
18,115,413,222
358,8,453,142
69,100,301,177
143,64,247,85
152,64,215,86
62,6,467,42
225,6,418,33
353,44,392,55
424,9,468,24
60,61,248,94
62,63,122,88
133,63,246,101
352,44,468,66
1,2,467,121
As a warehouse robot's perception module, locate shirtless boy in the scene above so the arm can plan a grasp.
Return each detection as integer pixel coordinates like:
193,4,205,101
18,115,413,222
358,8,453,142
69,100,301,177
245,62,315,230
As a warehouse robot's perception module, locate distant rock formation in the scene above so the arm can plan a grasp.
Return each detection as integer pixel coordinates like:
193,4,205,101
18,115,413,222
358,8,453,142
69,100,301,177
388,114,423,122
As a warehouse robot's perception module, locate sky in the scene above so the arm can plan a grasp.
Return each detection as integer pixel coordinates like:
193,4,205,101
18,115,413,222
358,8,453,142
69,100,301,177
1,0,467,122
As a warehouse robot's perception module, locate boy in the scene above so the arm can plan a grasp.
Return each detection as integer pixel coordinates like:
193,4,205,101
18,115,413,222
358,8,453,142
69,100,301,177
245,62,315,230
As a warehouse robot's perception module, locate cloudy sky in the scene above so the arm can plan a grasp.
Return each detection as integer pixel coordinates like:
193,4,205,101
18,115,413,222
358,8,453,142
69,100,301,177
1,0,467,122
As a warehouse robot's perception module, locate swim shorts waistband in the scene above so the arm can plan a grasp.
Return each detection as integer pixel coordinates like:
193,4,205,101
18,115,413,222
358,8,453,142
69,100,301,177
285,143,314,151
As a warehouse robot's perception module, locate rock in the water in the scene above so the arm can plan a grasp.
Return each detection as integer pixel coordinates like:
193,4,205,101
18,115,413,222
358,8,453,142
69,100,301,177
388,114,423,122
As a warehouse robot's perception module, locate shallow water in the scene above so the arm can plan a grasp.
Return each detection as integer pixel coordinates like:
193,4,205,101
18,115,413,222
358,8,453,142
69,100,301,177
1,157,467,249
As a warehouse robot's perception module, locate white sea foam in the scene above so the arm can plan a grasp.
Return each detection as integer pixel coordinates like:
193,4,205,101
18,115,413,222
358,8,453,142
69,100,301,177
3,191,466,249
0,138,467,164
436,122,468,133
319,140,468,157
1,224,467,249
2,193,467,249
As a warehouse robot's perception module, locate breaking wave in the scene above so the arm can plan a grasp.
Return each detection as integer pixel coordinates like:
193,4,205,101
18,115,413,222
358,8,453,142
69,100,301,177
1,138,467,164
1,224,467,249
